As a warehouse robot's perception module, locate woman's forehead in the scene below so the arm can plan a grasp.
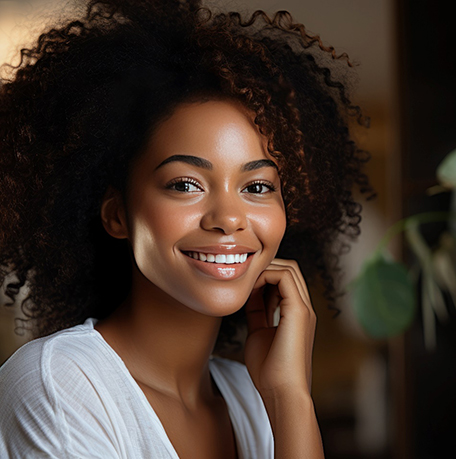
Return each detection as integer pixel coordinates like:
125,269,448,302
135,99,275,171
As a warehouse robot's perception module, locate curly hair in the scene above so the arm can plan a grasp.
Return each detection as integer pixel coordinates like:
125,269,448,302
0,0,372,352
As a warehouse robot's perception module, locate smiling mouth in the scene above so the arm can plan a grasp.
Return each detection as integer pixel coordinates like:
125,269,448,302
183,251,250,264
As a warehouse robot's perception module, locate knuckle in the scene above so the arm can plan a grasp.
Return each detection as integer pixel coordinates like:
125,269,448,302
302,305,317,321
289,259,299,270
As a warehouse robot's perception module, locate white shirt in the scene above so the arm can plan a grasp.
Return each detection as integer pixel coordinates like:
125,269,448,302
0,318,273,458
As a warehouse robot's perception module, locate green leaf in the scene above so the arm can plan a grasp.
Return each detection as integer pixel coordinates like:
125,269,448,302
437,148,456,188
351,253,416,338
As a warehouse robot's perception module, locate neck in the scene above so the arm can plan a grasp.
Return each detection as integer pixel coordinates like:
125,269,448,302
95,266,223,405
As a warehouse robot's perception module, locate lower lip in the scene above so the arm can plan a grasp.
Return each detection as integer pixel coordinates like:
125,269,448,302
183,253,254,280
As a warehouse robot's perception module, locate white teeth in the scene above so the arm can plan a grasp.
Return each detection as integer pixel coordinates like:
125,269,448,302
186,252,249,264
226,254,235,264
215,254,226,263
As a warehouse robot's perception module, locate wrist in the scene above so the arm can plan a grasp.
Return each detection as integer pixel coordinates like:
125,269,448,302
259,383,311,404
260,387,324,458
260,386,315,423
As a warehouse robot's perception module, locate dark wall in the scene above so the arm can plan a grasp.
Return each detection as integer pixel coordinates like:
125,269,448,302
398,1,456,458
400,1,456,193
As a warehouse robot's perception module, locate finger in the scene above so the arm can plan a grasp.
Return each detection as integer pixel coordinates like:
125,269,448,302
254,267,317,331
263,283,281,327
270,259,310,302
266,263,306,305
252,268,303,313
245,285,268,334
268,260,312,311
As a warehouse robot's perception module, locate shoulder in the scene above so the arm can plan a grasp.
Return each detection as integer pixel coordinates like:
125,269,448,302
0,319,120,458
0,318,105,395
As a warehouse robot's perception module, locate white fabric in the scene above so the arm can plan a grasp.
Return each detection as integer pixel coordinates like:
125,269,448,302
0,318,273,459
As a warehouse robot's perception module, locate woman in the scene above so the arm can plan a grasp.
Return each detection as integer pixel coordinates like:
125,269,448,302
0,0,371,457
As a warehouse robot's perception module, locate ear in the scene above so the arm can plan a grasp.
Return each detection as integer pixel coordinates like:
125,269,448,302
100,185,129,239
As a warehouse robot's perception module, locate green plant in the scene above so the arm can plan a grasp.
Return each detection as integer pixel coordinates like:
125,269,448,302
350,149,456,350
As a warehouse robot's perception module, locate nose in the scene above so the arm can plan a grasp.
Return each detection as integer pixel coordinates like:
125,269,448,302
200,191,247,234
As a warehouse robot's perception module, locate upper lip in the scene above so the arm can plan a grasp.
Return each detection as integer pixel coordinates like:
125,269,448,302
180,244,258,254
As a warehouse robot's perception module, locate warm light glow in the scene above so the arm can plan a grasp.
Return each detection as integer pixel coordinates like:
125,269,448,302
0,0,78,73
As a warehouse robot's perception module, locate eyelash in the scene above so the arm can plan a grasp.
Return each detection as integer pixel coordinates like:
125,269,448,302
166,177,202,192
242,180,277,194
165,178,277,194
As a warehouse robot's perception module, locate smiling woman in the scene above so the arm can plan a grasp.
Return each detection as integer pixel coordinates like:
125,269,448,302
0,0,371,458
101,100,286,318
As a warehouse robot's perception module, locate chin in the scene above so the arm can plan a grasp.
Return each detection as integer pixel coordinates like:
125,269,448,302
178,284,252,318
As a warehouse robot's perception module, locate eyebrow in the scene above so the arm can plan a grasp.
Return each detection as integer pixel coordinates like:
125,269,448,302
242,159,278,172
155,155,278,172
155,155,212,170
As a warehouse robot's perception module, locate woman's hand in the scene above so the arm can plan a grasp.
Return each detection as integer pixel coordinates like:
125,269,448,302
244,258,316,396
244,259,324,458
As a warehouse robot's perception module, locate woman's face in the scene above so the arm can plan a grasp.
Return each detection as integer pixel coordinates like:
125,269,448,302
120,99,286,316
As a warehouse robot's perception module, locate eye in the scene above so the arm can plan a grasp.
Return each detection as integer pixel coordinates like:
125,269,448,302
166,178,203,193
242,181,277,194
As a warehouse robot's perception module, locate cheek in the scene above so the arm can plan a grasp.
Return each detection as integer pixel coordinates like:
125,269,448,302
253,204,287,253
127,201,171,273
128,199,200,272
130,198,196,243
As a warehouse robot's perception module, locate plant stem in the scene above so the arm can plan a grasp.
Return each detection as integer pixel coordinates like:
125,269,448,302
376,211,456,254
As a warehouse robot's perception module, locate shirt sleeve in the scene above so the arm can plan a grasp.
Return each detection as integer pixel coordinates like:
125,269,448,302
0,337,122,459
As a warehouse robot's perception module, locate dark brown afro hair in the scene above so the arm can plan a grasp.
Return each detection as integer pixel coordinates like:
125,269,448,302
0,0,372,352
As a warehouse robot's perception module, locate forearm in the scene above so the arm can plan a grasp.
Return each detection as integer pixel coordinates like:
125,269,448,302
261,388,324,459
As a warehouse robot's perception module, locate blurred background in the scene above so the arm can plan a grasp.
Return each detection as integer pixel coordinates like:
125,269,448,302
1,1,455,458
